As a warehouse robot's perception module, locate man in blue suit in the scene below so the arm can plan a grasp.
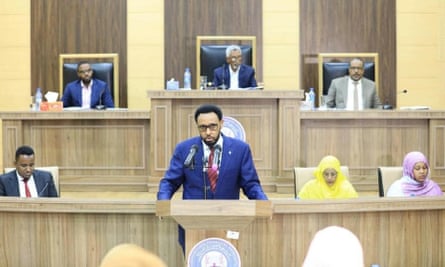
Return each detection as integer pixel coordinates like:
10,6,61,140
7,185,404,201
61,61,114,109
157,104,268,251
212,45,257,89
0,146,58,197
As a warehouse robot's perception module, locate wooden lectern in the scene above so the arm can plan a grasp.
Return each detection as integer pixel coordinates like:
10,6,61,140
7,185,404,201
156,200,273,263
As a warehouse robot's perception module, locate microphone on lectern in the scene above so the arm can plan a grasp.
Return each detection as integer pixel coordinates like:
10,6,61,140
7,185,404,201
96,88,106,110
219,64,228,90
184,144,199,169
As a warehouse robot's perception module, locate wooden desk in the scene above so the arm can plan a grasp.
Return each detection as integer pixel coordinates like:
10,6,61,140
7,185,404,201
300,110,445,191
0,197,444,266
147,90,304,191
0,110,150,192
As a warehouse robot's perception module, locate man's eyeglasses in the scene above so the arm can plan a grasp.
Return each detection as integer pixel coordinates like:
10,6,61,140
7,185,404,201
198,123,218,132
78,69,92,74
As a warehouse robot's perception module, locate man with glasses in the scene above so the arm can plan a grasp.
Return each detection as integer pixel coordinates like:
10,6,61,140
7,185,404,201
325,58,382,110
157,104,268,251
0,145,58,197
212,45,257,89
61,61,114,109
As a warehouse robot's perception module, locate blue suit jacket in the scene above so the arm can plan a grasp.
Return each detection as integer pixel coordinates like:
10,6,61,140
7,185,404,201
212,64,257,89
0,169,58,197
157,135,268,200
61,78,115,108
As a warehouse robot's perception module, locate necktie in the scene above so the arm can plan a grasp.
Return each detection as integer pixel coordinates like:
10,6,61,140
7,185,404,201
23,179,31,198
353,81,359,110
207,147,218,192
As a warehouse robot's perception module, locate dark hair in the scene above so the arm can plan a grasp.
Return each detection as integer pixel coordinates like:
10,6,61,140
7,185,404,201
77,61,90,72
194,104,223,122
15,145,34,161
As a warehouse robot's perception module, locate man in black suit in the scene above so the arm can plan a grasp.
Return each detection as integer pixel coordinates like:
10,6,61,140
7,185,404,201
0,145,58,197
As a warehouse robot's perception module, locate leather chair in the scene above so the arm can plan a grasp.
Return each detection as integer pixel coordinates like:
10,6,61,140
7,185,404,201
59,53,119,106
294,166,350,198
318,53,379,97
196,36,256,88
4,166,60,195
199,45,253,87
377,166,403,197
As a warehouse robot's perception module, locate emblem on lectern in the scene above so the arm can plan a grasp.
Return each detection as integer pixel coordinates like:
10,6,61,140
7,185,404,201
188,237,241,267
221,116,246,141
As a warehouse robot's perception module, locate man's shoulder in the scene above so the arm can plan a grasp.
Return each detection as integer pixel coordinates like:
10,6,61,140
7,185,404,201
240,64,254,72
332,76,348,83
33,169,52,178
0,171,15,182
92,78,107,86
66,79,80,88
223,135,249,149
361,77,375,86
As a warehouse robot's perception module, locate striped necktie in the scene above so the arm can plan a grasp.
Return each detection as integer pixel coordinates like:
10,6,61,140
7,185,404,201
207,147,218,192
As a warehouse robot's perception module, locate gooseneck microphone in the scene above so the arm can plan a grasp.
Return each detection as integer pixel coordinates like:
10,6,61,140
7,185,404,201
39,183,49,196
96,88,106,110
184,144,199,169
220,64,227,90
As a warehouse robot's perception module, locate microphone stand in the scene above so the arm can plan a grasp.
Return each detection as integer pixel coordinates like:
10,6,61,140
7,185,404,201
219,64,227,90
96,89,106,110
202,156,208,199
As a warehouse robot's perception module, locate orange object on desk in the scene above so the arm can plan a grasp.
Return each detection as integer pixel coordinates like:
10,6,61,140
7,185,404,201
40,101,63,111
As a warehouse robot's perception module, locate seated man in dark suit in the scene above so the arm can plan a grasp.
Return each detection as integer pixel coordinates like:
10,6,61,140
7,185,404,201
0,145,58,197
61,61,114,109
212,45,257,89
325,58,382,110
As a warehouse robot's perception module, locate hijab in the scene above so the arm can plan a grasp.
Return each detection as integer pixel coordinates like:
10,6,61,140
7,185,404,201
298,155,358,199
401,151,443,196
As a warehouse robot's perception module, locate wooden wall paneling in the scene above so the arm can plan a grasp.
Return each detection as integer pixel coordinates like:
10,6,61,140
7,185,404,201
147,91,303,192
2,198,445,266
164,0,262,89
0,111,150,192
300,0,396,107
31,0,128,107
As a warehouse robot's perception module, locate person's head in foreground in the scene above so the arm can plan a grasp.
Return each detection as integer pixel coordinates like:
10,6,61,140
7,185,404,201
99,243,167,267
302,226,364,267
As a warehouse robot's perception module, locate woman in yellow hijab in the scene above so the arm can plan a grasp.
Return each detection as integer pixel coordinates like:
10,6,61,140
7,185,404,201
298,155,358,199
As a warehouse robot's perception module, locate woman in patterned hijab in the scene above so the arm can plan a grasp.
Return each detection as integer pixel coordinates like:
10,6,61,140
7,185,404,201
387,151,443,197
298,155,358,199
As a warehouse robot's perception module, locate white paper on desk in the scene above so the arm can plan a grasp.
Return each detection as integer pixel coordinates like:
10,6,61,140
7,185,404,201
399,106,430,110
45,91,59,102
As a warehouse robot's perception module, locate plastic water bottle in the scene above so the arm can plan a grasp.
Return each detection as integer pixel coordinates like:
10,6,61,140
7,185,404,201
35,87,43,111
308,87,316,110
184,67,191,89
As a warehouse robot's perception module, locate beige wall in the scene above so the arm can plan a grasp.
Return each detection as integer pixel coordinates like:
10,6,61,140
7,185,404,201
397,0,445,109
0,1,31,111
263,0,300,90
1,0,445,109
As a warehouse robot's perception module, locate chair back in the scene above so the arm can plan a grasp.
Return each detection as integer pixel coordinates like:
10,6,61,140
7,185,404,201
318,53,379,98
196,36,256,88
377,166,403,197
294,166,349,198
59,53,119,106
4,166,60,195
